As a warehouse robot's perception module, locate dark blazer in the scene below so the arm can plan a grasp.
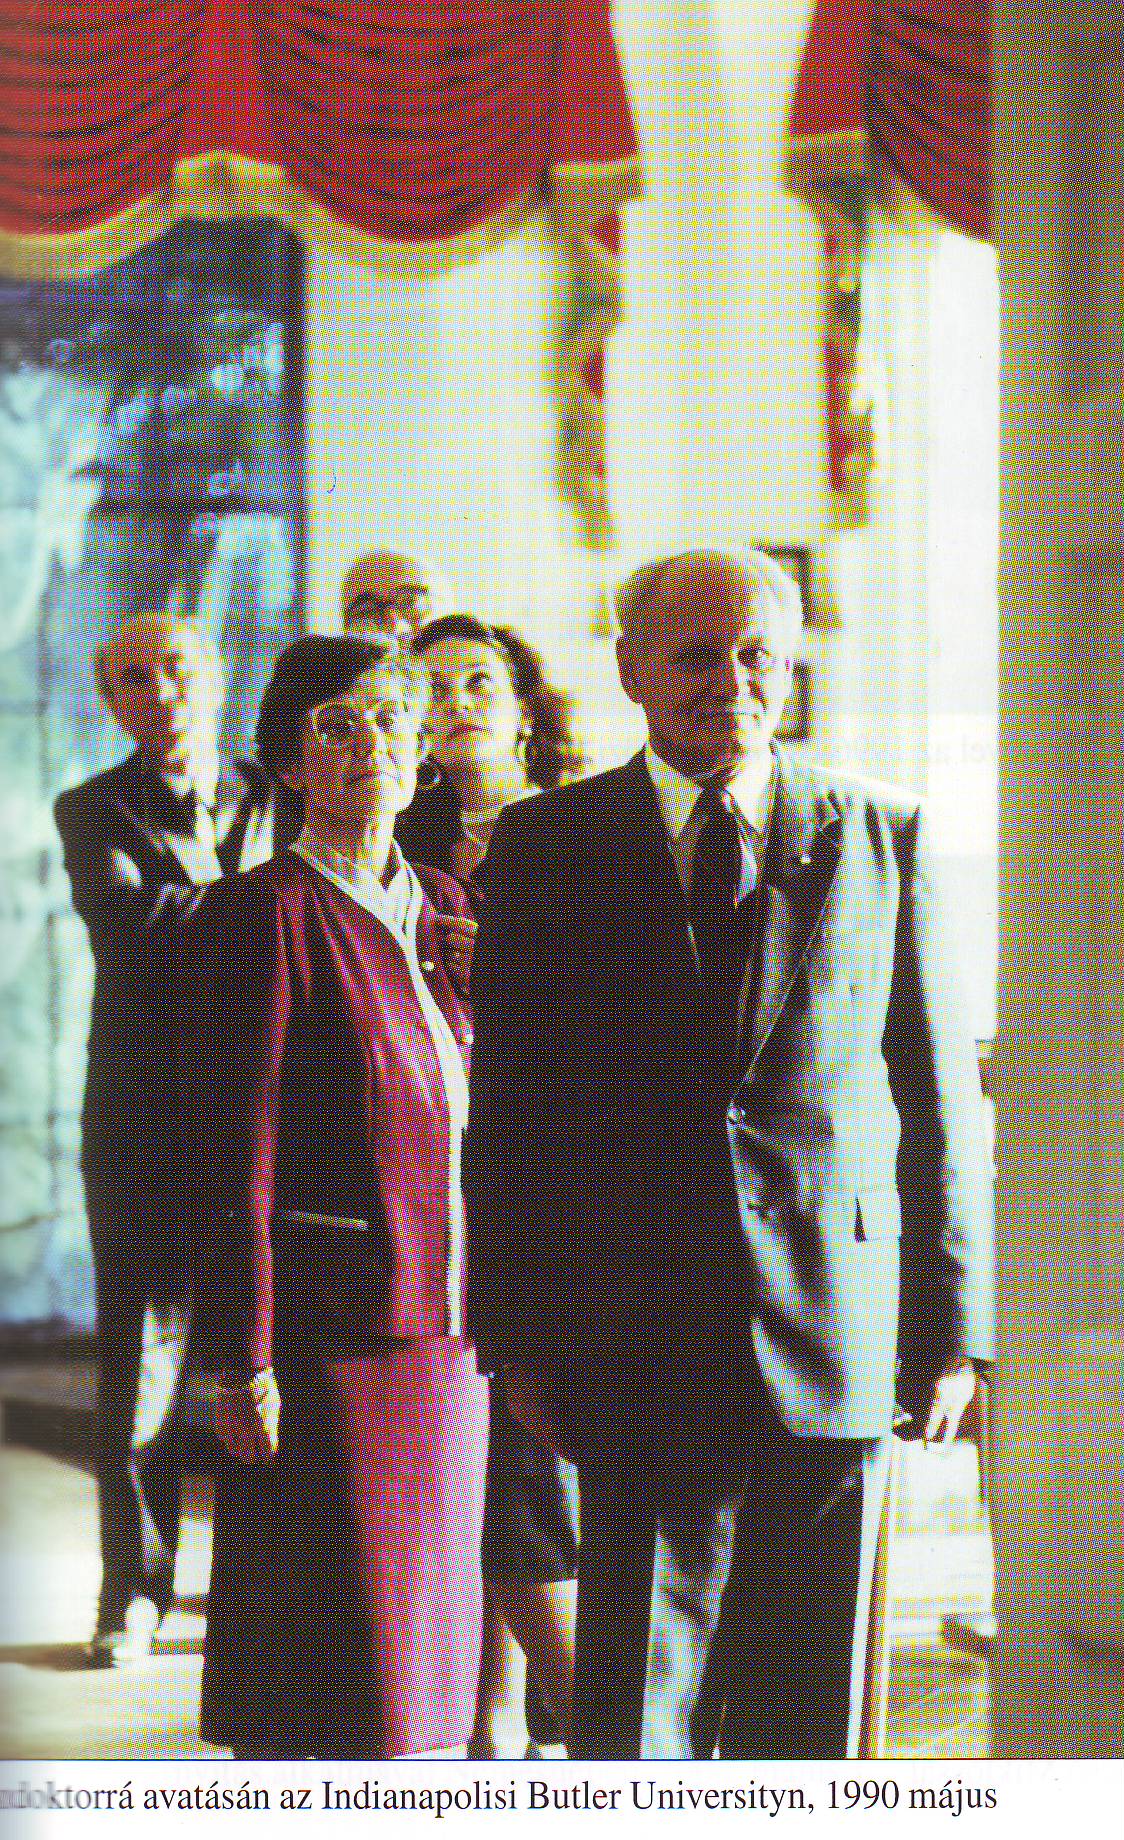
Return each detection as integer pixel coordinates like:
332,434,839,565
186,849,475,1377
54,750,273,1225
188,849,487,1760
464,747,994,1444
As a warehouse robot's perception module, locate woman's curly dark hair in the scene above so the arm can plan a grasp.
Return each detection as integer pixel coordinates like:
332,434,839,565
412,614,584,790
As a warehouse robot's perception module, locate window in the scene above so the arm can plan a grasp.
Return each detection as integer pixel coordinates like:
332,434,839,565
0,220,304,1327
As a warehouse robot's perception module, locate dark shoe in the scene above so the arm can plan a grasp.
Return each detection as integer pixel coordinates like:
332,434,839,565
86,1596,161,1668
525,1677,562,1748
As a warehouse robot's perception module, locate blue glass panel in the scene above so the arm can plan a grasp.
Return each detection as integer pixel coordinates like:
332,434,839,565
0,221,304,1330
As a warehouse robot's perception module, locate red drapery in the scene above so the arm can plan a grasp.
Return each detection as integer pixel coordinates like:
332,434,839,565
785,0,873,527
786,0,990,238
870,1,990,240
785,0,872,200
0,0,642,547
0,0,640,258
784,0,991,524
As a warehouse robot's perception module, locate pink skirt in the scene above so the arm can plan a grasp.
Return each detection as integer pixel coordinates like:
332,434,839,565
202,1338,489,1759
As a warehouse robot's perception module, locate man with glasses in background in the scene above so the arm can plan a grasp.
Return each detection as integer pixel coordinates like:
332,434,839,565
339,548,451,641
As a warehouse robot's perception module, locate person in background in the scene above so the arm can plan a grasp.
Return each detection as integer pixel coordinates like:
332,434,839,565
189,633,487,1759
54,609,273,1667
340,548,451,642
464,545,994,1758
398,613,584,1757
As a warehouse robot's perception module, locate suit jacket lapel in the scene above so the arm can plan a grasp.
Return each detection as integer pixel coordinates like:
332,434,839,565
112,754,194,881
123,751,224,885
216,761,274,873
743,748,843,1066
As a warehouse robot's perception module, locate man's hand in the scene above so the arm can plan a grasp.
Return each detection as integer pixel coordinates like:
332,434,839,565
214,1368,281,1464
922,1358,980,1445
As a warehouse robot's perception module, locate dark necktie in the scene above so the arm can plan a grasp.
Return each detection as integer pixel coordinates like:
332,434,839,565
154,779,199,838
689,785,758,1068
155,778,222,865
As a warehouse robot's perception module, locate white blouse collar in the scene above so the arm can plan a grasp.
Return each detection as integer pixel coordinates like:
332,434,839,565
291,825,418,939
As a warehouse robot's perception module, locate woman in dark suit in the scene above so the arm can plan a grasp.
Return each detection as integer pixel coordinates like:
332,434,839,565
397,614,583,1757
190,632,487,1759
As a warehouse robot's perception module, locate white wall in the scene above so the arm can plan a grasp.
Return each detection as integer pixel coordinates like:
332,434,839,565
305,0,826,768
830,206,1000,1033
606,0,824,564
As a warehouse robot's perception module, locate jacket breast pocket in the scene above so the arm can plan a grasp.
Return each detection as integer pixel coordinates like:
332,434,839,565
274,1208,369,1238
855,1191,902,1244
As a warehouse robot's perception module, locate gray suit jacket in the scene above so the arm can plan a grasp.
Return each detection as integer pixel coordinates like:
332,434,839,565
464,747,993,1443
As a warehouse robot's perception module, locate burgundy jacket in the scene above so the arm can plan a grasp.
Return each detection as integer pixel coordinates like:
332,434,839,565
186,850,474,1376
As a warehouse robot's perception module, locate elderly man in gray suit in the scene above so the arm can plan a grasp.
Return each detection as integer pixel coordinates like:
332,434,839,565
464,545,993,1758
55,610,272,1665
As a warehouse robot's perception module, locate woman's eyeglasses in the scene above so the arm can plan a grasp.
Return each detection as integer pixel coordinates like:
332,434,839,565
308,698,416,747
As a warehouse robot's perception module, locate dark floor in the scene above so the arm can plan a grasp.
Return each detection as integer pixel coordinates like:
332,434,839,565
0,1353,990,1761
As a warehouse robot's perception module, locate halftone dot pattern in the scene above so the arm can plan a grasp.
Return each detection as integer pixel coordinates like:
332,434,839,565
0,0,1022,1773
0,220,302,1331
202,1345,488,1758
0,4,639,254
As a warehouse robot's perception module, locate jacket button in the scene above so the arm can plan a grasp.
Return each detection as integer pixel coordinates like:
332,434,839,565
420,959,436,973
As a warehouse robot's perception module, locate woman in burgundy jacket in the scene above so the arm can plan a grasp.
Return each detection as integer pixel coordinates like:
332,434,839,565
189,633,487,1759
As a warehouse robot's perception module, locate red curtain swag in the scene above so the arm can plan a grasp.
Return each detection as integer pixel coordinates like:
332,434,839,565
0,0,642,548
784,0,991,526
871,0,990,240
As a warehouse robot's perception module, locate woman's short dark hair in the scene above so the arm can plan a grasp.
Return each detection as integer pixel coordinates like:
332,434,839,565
255,632,426,782
412,614,584,790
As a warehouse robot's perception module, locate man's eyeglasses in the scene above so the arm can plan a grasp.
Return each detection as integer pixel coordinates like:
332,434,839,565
120,654,194,689
344,584,431,628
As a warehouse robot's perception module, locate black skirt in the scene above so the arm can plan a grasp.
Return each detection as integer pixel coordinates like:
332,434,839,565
480,1377,580,1582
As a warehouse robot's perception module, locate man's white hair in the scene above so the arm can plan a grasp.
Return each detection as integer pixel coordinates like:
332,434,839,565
615,545,803,646
94,609,222,704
